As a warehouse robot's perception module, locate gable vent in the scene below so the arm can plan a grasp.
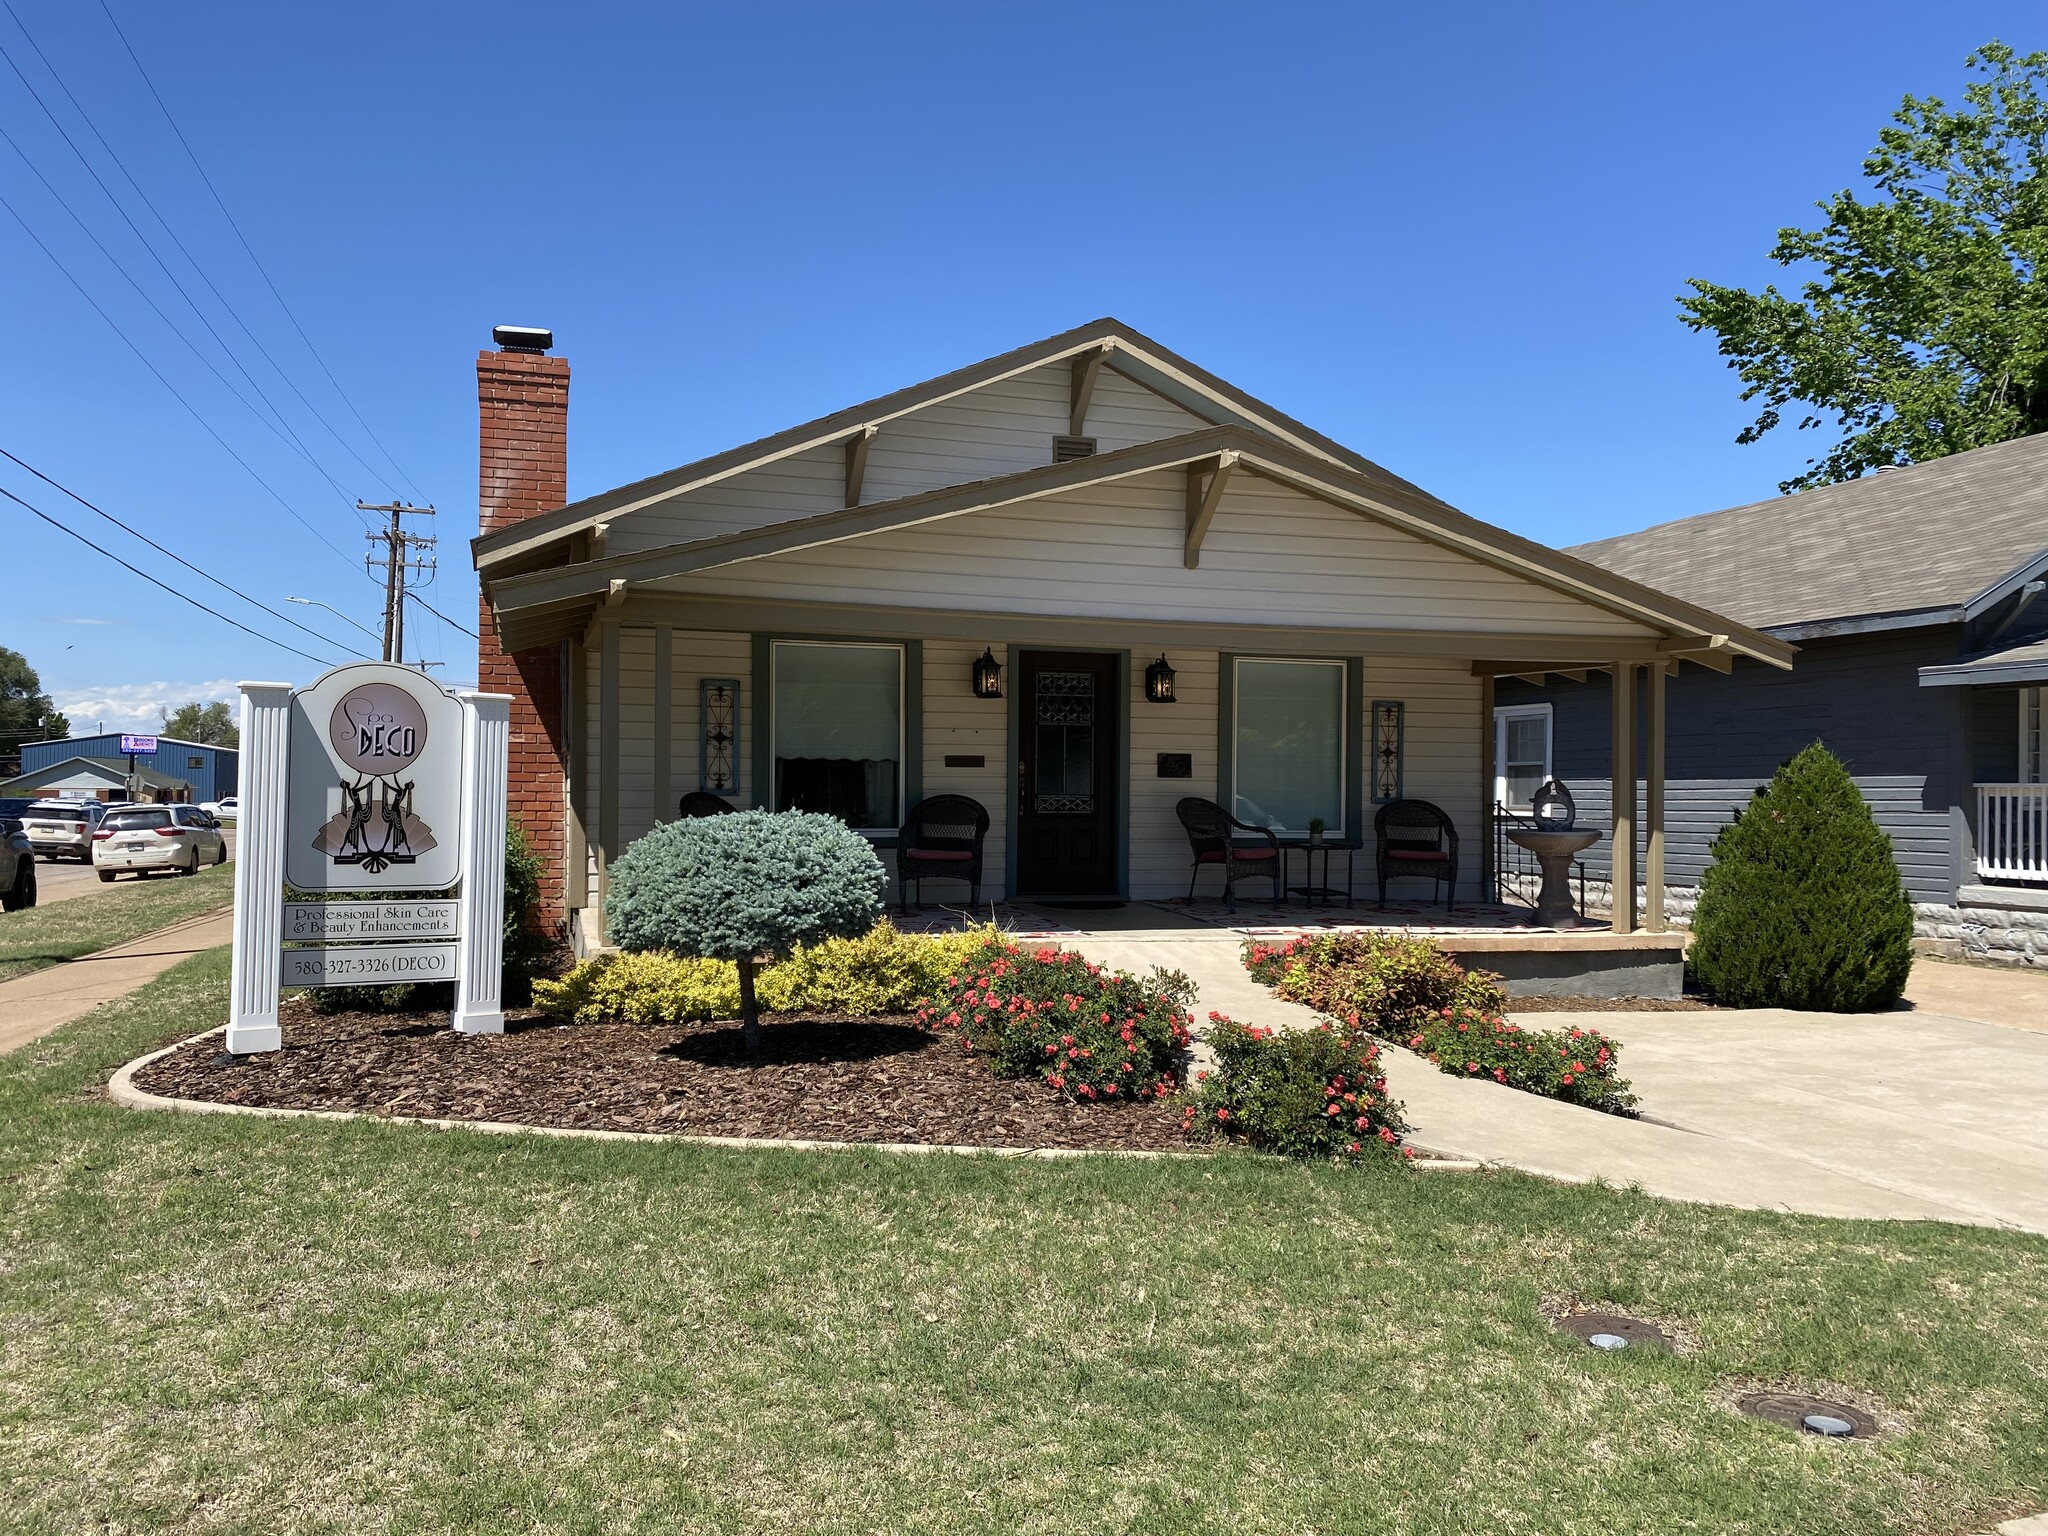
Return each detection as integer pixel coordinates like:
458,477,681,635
1053,435,1097,462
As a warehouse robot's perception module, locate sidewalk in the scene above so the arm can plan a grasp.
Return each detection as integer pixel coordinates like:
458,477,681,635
0,907,232,1056
1061,924,2043,1232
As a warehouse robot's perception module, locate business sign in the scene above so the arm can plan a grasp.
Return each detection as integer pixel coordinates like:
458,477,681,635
284,663,464,892
226,664,512,1054
120,734,158,754
281,943,458,988
282,899,460,942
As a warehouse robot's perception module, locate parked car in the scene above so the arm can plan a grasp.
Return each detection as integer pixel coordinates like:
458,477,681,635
201,796,240,820
0,813,33,911
0,796,37,823
93,804,227,881
20,799,104,863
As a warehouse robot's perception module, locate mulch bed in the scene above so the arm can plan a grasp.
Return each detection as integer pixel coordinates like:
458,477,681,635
131,999,1197,1153
1507,994,1713,1013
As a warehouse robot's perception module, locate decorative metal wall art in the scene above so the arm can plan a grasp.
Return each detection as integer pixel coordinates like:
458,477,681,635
1371,699,1405,803
699,678,738,793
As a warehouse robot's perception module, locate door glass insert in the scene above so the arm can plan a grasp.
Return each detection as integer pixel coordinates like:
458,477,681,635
1034,670,1095,814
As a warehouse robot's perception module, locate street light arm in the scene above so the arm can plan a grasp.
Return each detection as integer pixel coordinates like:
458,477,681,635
287,596,381,643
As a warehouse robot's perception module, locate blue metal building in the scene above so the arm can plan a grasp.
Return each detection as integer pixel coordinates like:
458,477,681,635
15,733,240,804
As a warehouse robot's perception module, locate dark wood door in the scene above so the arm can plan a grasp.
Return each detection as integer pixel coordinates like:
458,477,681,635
1017,650,1118,895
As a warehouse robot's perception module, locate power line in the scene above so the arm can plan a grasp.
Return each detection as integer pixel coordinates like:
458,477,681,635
0,482,339,667
1,2,401,506
0,26,367,521
97,0,428,503
0,445,371,657
0,184,360,567
405,587,480,640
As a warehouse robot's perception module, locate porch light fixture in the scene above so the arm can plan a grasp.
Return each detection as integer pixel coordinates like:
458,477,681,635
1532,777,1575,829
971,647,1004,699
1144,654,1177,703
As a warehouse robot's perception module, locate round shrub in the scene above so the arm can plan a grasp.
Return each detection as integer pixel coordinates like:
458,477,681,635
605,809,885,1052
1188,1013,1409,1159
1689,742,1915,1011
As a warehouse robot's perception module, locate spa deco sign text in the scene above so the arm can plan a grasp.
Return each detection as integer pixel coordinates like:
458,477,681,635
226,663,512,1054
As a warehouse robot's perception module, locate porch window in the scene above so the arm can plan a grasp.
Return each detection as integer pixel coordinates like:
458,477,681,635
771,641,902,830
1494,704,1552,809
1232,658,1344,834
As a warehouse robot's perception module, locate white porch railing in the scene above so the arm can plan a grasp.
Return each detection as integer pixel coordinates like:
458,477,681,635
1977,784,2048,883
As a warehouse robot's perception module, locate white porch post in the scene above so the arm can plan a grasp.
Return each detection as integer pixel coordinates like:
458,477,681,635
1645,662,1667,933
226,682,291,1053
453,690,512,1035
1609,663,1638,935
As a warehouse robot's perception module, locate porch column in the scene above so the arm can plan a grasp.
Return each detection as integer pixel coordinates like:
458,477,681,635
594,617,622,943
1609,663,1638,934
1645,661,1667,932
1478,671,1496,903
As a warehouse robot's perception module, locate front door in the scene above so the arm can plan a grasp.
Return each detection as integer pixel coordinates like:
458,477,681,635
1017,650,1119,895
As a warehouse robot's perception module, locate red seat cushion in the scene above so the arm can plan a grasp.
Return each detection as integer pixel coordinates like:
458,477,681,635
1386,849,1448,862
904,848,973,862
1196,847,1276,863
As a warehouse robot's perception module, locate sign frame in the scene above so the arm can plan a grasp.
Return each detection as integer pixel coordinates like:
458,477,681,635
226,664,511,1053
119,733,158,754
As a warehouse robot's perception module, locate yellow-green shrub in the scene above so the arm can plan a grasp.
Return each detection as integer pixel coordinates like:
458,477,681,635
533,921,1004,1024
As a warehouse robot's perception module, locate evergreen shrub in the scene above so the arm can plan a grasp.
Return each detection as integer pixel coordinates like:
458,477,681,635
1689,742,1915,1010
603,810,886,1052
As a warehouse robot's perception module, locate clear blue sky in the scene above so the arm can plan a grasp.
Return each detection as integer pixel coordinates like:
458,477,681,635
1,1,2037,730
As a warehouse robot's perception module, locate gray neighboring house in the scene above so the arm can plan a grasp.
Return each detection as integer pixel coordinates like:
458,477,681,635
1496,432,2048,966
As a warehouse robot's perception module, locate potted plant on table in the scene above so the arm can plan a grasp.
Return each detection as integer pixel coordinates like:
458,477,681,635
1307,816,1326,849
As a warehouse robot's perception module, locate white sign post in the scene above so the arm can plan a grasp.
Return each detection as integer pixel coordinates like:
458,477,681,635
225,663,512,1054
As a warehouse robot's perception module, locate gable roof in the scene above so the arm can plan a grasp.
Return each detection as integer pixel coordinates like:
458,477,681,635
489,422,1794,668
1,756,190,793
472,318,1451,569
1567,433,2048,636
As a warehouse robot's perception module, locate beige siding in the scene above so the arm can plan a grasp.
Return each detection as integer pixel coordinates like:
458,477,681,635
651,469,1654,639
606,362,1211,556
1130,650,1219,899
919,640,1008,907
668,629,754,810
1363,656,1486,901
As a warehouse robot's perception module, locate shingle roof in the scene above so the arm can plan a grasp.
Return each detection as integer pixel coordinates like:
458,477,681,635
1919,634,2048,688
0,756,190,793
1567,433,2048,631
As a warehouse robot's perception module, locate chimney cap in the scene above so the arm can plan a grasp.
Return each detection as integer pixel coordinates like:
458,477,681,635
492,325,553,353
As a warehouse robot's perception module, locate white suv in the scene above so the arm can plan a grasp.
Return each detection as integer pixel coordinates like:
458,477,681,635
93,805,228,881
21,800,103,863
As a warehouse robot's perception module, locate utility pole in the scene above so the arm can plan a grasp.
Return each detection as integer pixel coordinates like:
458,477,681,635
360,502,437,664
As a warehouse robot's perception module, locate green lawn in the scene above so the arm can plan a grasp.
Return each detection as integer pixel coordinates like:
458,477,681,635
2,949,2045,1536
0,861,233,983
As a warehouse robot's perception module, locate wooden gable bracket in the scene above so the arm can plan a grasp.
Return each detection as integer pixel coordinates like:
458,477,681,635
1183,450,1240,569
844,425,878,508
1659,634,1735,673
1070,342,1113,438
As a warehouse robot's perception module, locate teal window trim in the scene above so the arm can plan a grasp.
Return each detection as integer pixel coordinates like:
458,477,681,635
752,633,921,842
1219,652,1362,839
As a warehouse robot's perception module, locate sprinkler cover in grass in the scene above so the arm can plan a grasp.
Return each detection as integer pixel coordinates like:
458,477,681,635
1588,1333,1629,1350
1802,1414,1854,1437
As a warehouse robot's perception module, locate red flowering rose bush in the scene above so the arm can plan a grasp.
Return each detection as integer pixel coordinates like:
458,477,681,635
913,944,1193,1103
1185,1013,1410,1160
1240,932,1636,1115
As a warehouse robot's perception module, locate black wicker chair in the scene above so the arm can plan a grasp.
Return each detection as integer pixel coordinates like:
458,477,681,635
897,794,990,912
677,791,738,818
1175,796,1282,912
1374,798,1458,909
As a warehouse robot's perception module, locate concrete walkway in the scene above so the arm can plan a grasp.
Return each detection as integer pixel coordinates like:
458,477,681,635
0,907,232,1056
1903,957,2048,1036
1058,913,2047,1233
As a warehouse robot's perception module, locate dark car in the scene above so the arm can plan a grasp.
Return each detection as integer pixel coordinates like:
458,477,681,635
0,812,33,912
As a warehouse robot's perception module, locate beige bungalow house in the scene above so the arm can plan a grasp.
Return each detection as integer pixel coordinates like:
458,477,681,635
471,320,1789,956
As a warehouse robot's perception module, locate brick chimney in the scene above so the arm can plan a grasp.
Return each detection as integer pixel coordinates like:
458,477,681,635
477,328,571,924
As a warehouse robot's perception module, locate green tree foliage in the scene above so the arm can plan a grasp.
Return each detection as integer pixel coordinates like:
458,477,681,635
0,647,67,777
604,809,885,1054
161,700,239,748
1680,42,2048,489
1689,744,1915,1011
